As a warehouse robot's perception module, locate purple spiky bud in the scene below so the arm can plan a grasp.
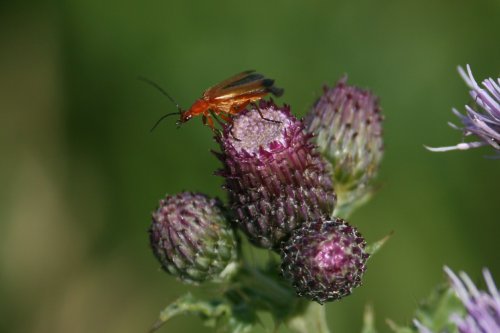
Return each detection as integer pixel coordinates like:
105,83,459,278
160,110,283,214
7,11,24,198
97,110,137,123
305,77,383,216
149,192,238,284
280,218,369,304
216,101,336,249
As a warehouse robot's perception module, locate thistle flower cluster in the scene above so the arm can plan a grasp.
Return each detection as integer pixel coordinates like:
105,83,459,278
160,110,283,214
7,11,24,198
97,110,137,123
148,75,384,331
215,99,377,302
427,65,500,153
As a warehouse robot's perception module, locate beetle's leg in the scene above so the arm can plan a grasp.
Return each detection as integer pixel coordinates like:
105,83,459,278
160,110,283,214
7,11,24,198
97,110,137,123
228,126,241,141
217,112,233,123
203,113,216,130
209,110,226,128
251,102,281,124
207,116,215,129
204,111,223,137
229,101,251,115
210,110,240,141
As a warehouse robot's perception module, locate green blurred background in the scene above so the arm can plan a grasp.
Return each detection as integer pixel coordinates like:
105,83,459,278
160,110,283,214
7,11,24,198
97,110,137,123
0,0,498,332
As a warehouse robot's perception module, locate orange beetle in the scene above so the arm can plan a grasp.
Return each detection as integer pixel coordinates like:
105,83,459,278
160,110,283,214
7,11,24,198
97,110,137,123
141,70,284,131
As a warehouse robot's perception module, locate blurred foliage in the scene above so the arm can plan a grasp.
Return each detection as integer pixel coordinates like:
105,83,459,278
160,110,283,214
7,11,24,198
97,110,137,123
386,284,464,333
411,285,464,333
0,0,498,332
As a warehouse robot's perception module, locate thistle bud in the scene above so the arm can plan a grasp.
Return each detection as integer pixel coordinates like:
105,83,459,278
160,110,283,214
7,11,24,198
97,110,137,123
280,218,369,304
149,192,238,284
216,101,336,249
305,77,383,216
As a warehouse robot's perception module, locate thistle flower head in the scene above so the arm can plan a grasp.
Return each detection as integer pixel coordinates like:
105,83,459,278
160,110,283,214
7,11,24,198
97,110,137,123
280,218,369,304
304,77,383,216
426,65,500,153
216,101,336,249
414,267,500,333
445,266,500,333
149,192,238,284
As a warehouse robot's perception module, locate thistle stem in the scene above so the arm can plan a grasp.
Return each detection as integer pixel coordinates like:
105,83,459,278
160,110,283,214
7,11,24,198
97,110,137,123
237,264,332,333
238,264,296,308
287,301,331,333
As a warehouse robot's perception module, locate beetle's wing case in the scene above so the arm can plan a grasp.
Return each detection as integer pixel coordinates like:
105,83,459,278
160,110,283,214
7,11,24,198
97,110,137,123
204,70,257,96
205,71,283,101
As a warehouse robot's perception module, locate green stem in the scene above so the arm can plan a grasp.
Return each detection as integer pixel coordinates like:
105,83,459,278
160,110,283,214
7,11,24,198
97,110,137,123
287,302,331,333
230,261,332,333
237,264,296,308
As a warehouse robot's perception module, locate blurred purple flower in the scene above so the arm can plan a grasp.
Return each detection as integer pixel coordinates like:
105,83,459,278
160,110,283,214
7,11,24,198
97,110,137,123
415,266,500,333
445,266,500,333
426,65,500,153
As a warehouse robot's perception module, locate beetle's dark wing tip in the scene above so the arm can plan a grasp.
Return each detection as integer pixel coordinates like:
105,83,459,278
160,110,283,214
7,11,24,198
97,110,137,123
269,86,284,97
260,78,284,97
260,78,272,86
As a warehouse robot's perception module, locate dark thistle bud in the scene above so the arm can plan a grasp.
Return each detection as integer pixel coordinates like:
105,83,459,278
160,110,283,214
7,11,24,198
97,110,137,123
280,218,369,304
305,77,383,216
216,101,336,249
149,192,238,284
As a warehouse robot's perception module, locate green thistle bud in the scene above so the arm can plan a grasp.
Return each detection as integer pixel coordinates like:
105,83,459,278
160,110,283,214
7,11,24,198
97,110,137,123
280,218,369,304
216,101,336,249
305,77,383,216
149,192,238,284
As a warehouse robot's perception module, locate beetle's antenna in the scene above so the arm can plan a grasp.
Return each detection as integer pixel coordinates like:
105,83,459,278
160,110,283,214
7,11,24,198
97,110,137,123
149,112,180,132
138,76,184,131
138,76,183,112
